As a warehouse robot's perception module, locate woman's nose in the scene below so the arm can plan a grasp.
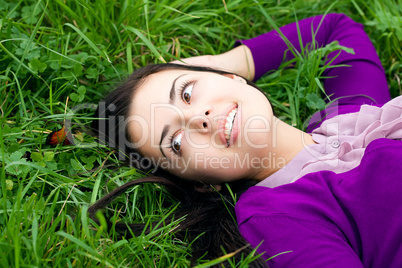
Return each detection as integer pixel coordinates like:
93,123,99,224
184,106,212,133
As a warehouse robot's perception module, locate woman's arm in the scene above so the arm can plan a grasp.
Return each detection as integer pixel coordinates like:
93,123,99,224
239,13,390,104
173,45,255,80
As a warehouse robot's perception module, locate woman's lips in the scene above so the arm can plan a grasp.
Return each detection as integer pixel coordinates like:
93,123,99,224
218,104,240,147
230,105,240,146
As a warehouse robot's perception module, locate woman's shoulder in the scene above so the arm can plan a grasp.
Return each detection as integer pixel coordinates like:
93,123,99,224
237,138,402,220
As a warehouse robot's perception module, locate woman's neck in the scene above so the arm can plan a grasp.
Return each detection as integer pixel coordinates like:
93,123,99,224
254,118,316,181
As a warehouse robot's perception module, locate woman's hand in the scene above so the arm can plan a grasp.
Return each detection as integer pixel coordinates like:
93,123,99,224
172,45,255,81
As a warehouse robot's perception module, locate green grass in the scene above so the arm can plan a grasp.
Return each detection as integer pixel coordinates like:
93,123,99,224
0,0,401,266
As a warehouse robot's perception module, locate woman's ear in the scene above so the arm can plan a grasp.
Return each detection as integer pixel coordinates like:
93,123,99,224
195,184,222,193
223,73,247,84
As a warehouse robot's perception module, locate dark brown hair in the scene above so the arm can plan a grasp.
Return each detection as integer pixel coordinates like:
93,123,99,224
90,63,267,266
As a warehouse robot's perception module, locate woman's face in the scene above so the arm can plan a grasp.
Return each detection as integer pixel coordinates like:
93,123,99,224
128,69,276,184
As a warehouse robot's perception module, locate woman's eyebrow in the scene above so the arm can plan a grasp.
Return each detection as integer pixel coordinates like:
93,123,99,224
159,124,169,158
160,73,189,158
169,74,187,104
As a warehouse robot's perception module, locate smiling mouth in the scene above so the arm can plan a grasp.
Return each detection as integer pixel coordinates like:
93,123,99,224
224,106,238,146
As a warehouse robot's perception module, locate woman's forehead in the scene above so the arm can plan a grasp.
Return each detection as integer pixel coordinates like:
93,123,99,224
132,70,185,110
131,70,187,117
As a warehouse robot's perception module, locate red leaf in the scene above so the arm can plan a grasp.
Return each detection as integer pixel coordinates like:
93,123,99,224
46,126,73,146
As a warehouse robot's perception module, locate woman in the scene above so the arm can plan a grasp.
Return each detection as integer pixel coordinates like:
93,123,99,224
90,14,402,267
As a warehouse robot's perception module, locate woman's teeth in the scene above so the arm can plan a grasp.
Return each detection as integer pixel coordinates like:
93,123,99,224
224,107,237,144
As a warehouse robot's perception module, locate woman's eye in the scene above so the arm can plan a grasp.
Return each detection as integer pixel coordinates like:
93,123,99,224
171,131,184,154
182,83,194,103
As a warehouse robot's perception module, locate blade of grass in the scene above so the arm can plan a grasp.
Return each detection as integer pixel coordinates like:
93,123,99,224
124,26,166,63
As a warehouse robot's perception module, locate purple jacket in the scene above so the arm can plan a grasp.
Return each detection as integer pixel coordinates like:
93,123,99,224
235,14,401,267
236,138,402,267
